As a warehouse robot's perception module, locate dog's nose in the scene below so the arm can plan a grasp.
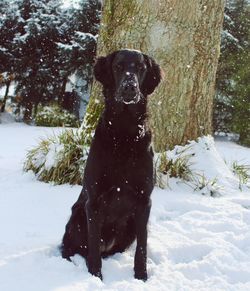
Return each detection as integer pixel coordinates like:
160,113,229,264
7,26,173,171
123,82,137,94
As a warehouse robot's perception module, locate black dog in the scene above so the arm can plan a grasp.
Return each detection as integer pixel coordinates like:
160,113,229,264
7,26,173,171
61,49,162,281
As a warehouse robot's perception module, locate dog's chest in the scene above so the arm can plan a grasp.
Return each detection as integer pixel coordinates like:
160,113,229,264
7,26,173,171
99,184,138,221
110,141,139,164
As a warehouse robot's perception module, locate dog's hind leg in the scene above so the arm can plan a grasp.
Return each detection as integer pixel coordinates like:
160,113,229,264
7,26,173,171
61,197,88,260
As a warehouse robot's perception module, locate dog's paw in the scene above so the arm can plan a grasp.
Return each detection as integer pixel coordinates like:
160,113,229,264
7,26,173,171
92,270,103,281
134,270,148,281
88,267,103,280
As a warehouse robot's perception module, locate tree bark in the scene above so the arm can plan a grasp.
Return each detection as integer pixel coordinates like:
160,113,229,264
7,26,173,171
1,80,11,113
23,101,33,123
81,0,225,152
59,75,68,105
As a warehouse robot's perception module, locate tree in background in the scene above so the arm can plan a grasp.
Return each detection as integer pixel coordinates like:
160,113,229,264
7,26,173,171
0,0,20,112
13,0,62,122
57,0,101,119
24,0,225,185
230,50,250,145
0,0,101,122
214,0,250,145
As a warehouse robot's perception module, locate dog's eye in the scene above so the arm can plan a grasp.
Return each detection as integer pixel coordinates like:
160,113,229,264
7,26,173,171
115,64,123,71
138,64,146,71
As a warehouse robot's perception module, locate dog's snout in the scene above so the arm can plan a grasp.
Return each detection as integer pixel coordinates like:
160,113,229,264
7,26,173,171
123,82,137,93
121,74,138,94
118,75,140,104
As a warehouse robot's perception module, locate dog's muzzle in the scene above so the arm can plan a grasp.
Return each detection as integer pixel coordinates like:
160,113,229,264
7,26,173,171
116,74,141,104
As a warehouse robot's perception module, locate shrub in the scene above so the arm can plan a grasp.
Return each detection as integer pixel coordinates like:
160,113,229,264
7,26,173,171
35,103,80,127
156,147,193,188
188,175,222,197
24,129,88,185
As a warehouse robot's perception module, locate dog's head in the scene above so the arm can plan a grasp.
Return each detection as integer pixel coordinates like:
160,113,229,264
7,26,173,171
94,49,162,104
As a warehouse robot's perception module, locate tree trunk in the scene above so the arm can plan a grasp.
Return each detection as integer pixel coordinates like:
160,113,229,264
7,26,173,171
81,0,225,151
59,75,68,105
23,100,33,123
1,80,11,113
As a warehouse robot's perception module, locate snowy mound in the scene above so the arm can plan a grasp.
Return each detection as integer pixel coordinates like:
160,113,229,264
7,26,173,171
155,136,250,196
158,136,248,196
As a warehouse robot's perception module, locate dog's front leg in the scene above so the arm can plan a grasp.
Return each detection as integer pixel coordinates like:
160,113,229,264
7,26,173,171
85,200,102,280
134,198,151,281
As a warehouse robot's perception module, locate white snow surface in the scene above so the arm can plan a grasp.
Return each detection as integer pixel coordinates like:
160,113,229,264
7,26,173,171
1,122,250,291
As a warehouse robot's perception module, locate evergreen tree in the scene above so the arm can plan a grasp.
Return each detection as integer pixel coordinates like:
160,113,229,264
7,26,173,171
13,0,62,121
0,0,20,112
57,0,101,119
0,0,100,121
214,0,250,145
230,51,250,145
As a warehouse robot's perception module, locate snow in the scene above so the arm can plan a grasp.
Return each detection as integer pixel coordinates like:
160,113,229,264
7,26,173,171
0,112,15,124
1,121,250,290
62,0,82,9
44,143,64,171
0,82,16,98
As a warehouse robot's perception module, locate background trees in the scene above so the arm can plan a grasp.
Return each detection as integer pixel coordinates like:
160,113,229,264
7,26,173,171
0,0,19,112
214,0,250,145
0,0,101,122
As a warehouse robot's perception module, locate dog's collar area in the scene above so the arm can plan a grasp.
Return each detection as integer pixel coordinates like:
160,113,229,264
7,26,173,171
122,93,142,105
123,99,137,105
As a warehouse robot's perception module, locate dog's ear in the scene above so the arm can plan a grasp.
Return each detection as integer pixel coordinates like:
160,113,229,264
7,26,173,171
93,52,116,87
142,54,162,95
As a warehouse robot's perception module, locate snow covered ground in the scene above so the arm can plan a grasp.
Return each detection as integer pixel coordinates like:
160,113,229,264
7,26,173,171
0,120,250,291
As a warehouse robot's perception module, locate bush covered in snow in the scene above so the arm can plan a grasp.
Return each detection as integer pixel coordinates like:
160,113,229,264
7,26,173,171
35,104,80,128
156,147,193,188
156,136,249,195
24,129,89,185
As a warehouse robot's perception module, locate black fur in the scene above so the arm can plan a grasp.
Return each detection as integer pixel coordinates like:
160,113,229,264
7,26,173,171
61,49,162,281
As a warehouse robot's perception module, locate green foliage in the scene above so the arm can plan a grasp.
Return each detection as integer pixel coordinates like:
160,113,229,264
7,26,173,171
156,148,193,188
188,175,222,197
159,151,193,179
24,129,88,185
155,146,223,197
230,51,250,146
231,160,250,190
35,104,80,127
156,149,223,196
215,1,250,145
